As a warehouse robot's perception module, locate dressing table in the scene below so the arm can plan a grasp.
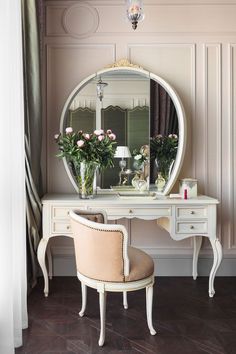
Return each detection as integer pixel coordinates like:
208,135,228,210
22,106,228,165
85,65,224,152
38,193,222,298
40,61,222,298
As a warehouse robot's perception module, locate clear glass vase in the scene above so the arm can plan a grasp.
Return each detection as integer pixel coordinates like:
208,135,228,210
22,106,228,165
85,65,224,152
75,161,97,199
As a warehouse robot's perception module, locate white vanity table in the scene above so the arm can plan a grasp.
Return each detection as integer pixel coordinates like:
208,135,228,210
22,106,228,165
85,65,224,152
38,193,222,298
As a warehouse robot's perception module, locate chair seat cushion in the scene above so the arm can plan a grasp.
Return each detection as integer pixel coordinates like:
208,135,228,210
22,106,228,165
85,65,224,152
125,246,154,282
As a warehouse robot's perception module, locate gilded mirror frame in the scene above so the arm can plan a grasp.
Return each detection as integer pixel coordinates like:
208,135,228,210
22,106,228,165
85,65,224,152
59,63,186,196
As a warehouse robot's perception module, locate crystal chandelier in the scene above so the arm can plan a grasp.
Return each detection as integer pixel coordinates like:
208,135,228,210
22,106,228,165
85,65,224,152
96,77,108,102
126,0,145,30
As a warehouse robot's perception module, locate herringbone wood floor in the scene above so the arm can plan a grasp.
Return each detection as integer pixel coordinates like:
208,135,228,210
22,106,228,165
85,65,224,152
16,276,236,354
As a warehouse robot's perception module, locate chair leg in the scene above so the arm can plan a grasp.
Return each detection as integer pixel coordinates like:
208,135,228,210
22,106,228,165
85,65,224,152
79,282,87,317
146,284,157,335
123,291,128,309
98,290,107,346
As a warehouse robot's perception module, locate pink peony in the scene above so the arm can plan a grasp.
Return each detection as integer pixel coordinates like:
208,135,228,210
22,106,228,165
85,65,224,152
108,133,116,140
83,133,90,140
106,129,112,134
94,129,104,136
65,127,73,134
77,140,84,147
98,135,104,141
54,134,60,140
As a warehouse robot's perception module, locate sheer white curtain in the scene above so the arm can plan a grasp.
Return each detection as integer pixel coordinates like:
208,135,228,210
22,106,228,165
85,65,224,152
0,1,28,353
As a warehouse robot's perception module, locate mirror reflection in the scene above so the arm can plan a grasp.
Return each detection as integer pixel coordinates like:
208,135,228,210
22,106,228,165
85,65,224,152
63,69,179,192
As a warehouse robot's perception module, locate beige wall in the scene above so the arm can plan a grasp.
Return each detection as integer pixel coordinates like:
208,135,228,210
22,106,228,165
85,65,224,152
43,0,236,275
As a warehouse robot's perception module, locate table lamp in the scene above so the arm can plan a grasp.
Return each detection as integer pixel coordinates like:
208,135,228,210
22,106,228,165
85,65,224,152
115,146,132,185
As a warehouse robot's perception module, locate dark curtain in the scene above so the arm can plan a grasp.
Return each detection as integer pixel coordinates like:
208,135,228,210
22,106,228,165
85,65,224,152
150,79,179,182
150,79,178,137
21,0,42,289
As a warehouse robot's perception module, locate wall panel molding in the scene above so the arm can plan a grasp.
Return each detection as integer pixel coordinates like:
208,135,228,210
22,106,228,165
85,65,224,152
62,3,99,39
50,246,236,277
45,1,236,36
45,43,116,192
203,44,222,244
229,44,236,249
127,43,196,179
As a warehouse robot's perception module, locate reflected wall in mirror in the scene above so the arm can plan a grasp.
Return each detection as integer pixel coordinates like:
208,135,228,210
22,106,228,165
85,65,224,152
60,64,186,195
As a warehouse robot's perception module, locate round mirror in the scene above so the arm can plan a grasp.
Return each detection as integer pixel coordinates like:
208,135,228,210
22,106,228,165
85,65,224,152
60,64,186,195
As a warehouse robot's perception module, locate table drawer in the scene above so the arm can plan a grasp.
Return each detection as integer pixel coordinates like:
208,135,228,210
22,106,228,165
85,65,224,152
176,207,207,219
52,221,72,234
176,221,207,234
52,206,85,219
106,207,171,218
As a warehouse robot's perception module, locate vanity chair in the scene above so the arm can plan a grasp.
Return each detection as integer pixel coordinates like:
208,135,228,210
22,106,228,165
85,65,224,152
70,209,157,347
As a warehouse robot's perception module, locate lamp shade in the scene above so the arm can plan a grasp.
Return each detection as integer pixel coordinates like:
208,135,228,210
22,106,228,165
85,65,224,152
114,146,132,158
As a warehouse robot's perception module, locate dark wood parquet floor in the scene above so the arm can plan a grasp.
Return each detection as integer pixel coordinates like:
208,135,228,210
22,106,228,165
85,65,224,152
15,277,236,354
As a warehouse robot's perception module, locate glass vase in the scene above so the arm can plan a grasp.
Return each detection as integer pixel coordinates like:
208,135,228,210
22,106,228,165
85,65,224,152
75,161,97,199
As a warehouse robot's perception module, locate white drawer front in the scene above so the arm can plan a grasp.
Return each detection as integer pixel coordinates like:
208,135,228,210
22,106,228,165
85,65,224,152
52,206,85,219
52,207,71,219
176,207,207,219
176,221,207,234
106,207,171,217
52,221,72,234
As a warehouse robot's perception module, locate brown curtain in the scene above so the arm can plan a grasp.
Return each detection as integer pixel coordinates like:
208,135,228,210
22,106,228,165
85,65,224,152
150,79,178,137
150,79,179,182
22,0,42,289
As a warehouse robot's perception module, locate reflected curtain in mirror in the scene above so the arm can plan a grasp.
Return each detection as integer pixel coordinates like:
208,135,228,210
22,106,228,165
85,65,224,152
150,80,178,183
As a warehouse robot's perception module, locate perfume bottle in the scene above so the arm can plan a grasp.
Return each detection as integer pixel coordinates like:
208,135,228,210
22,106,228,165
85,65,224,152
155,173,166,192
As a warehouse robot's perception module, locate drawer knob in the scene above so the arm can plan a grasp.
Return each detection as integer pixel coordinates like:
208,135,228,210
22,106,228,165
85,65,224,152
129,209,133,214
66,225,71,230
190,211,195,215
190,225,194,229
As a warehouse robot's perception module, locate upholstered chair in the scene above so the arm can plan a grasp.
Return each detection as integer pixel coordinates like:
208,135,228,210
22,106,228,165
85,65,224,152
70,209,157,346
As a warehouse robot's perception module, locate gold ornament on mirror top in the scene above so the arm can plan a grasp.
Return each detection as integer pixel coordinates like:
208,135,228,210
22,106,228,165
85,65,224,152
106,59,142,69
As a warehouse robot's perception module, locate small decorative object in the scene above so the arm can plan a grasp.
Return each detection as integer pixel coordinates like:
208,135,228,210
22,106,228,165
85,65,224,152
133,144,149,177
126,0,145,30
131,174,140,189
114,146,132,185
155,173,166,192
137,179,148,192
96,77,108,102
55,127,117,198
179,178,198,199
150,134,178,182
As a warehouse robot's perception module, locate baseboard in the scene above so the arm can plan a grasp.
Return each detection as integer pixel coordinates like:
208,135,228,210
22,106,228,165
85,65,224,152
50,250,236,276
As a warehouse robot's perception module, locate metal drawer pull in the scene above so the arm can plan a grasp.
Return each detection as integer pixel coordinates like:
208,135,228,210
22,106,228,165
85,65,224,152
190,211,195,214
66,225,71,230
67,211,70,216
129,209,133,214
190,225,194,229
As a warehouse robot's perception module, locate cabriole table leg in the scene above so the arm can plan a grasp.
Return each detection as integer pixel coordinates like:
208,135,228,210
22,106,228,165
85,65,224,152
37,238,49,297
209,238,223,297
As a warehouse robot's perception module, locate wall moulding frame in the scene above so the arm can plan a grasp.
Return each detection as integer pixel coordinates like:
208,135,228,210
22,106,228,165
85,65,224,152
44,1,236,5
203,43,222,245
45,1,236,37
228,44,236,249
